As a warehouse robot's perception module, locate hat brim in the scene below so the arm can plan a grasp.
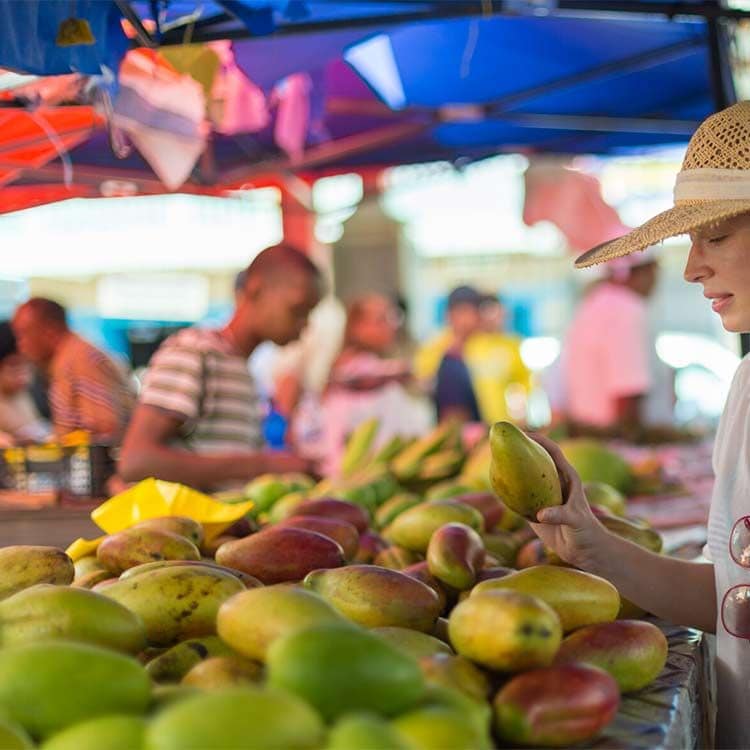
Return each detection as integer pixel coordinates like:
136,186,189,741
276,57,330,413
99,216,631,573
575,200,750,268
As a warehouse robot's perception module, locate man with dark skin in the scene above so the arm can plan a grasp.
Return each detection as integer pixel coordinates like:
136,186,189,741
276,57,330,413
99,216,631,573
118,244,322,490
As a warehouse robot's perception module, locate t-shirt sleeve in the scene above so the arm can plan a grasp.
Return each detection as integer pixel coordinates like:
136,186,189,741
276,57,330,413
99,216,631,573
140,343,203,422
602,302,652,399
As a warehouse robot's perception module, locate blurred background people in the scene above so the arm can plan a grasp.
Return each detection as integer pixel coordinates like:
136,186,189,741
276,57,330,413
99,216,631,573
119,244,321,491
318,293,432,475
0,322,50,447
12,299,134,443
562,248,677,439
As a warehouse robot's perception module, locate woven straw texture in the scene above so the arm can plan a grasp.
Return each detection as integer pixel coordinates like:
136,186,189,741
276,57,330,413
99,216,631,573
576,102,750,268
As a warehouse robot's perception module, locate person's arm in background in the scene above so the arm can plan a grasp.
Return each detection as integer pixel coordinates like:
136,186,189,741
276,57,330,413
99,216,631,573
529,433,717,633
118,405,312,490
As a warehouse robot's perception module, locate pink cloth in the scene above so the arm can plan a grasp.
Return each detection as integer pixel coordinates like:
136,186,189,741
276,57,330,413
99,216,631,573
563,282,651,427
523,164,630,252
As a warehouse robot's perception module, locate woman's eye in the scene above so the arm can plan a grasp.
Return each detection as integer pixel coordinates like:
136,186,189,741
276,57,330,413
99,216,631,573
708,235,728,244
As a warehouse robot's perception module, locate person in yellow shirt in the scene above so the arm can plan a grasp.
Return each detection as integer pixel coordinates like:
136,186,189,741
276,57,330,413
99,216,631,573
414,288,531,424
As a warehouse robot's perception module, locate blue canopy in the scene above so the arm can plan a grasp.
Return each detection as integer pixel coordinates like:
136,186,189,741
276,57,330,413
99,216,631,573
0,0,742,182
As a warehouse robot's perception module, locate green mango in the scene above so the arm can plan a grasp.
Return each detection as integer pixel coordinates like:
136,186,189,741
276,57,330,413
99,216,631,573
0,642,150,740
326,713,411,750
145,636,235,683
181,655,263,688
489,421,563,520
0,584,146,654
267,622,425,721
340,418,380,477
372,627,453,660
559,439,634,494
40,716,147,750
146,687,324,750
0,546,73,600
384,501,484,553
583,481,627,516
97,529,200,575
101,566,244,646
0,717,33,749
391,704,491,750
392,423,459,481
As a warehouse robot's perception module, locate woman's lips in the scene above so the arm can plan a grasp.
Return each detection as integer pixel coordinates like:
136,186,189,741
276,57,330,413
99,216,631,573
711,295,734,313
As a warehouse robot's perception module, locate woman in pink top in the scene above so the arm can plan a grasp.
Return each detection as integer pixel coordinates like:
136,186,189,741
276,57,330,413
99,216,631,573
531,101,750,749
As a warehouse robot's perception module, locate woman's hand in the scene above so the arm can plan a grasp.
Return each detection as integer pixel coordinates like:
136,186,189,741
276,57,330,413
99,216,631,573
527,432,610,571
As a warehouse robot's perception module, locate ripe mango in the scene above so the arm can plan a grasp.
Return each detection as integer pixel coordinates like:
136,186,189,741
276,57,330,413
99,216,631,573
97,528,200,575
373,626,453,660
267,492,309,524
600,515,663,553
449,590,561,672
353,530,388,563
73,569,112,589
481,531,521,567
0,546,74,600
384,501,484,553
101,565,244,646
559,439,634,494
391,704,491,750
375,494,422,530
145,635,235,683
73,556,106,580
0,718,32,749
554,619,668,692
374,545,422,570
473,565,619,632
0,642,150,740
40,716,147,750
292,498,370,533
217,586,343,662
181,655,263,688
489,421,563,520
419,653,490,701
277,515,359,561
446,493,505,530
0,584,146,654
515,538,565,568
402,561,449,612
326,713,411,750
146,686,324,750
267,622,425,721
131,516,204,547
216,527,345,584
583,481,627,516
427,523,485,591
120,559,261,587
304,565,442,632
493,663,620,747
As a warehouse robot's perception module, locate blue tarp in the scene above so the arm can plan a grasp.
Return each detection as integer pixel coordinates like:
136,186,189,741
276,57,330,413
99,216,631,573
0,1,732,175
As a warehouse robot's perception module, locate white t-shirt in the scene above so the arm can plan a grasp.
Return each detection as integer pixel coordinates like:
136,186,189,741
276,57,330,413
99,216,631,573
707,354,750,749
563,282,651,427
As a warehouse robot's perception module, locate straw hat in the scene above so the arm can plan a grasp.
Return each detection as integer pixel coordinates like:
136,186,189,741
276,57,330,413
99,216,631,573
576,101,750,268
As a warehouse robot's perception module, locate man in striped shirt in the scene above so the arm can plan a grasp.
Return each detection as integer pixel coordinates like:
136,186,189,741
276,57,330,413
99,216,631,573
12,298,134,443
118,244,322,490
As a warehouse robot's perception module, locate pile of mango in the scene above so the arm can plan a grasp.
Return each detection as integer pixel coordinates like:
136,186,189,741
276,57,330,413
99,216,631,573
0,420,671,749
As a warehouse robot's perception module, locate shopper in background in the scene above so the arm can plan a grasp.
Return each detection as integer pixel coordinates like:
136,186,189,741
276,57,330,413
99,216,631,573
466,293,532,423
318,293,432,475
562,248,673,440
11,299,134,443
0,322,50,446
118,244,322,490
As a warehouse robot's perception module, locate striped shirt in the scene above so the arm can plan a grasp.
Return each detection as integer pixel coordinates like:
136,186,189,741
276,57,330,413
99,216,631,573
49,333,135,443
140,327,263,453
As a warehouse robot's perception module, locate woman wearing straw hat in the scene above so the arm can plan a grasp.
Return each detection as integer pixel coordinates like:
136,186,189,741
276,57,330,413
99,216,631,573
530,101,750,748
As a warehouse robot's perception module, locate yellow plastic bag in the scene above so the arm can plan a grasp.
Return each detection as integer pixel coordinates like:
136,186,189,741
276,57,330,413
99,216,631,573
65,478,253,560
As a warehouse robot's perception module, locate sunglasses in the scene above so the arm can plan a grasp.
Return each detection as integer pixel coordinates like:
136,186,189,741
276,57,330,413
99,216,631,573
721,516,750,638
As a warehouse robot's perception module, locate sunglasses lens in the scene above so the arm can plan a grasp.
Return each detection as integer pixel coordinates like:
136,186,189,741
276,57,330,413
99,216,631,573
730,517,750,567
722,585,750,638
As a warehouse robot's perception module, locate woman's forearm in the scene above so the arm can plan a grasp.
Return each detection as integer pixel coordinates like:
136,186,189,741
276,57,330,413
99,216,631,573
587,530,716,633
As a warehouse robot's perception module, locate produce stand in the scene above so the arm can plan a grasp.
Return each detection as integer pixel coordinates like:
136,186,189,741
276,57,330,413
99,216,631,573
592,622,715,750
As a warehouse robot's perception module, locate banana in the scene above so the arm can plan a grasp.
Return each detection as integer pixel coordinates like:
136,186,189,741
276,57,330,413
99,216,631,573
0,546,74,600
340,418,380,477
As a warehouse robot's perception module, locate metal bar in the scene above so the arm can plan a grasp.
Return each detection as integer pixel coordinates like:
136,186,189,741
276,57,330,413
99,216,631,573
114,0,156,48
482,111,700,134
484,37,706,113
219,120,430,185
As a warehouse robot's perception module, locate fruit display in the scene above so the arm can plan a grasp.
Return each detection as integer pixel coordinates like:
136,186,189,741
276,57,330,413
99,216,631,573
0,420,679,749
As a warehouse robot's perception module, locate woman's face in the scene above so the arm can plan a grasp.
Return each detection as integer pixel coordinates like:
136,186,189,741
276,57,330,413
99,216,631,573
685,213,750,332
0,354,31,395
351,297,400,354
